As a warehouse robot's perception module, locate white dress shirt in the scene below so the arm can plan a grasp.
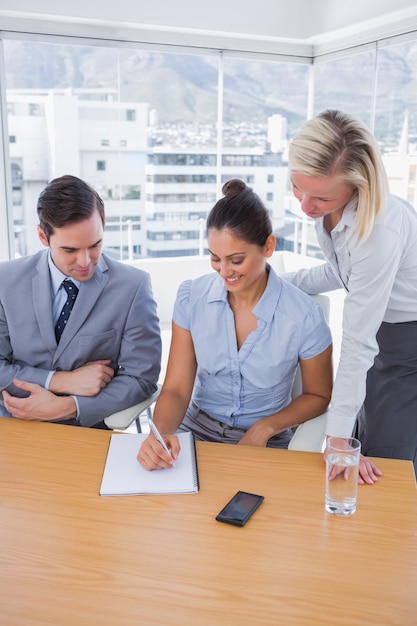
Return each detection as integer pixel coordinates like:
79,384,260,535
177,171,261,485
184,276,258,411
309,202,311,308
284,194,417,437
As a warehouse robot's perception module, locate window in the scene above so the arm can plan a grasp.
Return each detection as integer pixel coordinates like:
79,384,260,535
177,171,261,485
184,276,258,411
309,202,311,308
314,50,376,125
111,185,141,200
374,40,417,155
148,174,217,184
221,174,254,184
151,153,217,166
2,34,417,262
11,163,23,186
29,103,42,116
223,56,310,148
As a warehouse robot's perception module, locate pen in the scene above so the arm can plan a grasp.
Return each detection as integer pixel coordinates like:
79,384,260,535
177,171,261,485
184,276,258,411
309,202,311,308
148,419,176,467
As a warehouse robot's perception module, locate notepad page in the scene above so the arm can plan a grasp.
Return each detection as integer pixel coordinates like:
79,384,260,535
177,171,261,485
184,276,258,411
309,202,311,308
100,432,198,495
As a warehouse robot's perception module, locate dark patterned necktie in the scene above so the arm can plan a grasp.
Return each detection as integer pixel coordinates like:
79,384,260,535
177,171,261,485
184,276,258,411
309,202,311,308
55,280,79,343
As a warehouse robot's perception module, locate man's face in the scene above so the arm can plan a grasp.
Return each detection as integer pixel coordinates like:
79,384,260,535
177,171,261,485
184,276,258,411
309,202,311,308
38,210,104,282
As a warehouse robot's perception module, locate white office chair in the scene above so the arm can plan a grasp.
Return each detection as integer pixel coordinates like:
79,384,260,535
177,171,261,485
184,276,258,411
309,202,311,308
104,384,162,431
287,293,329,453
288,413,327,452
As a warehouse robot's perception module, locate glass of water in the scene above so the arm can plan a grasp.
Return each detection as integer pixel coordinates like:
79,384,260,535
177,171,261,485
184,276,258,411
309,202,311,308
325,437,361,516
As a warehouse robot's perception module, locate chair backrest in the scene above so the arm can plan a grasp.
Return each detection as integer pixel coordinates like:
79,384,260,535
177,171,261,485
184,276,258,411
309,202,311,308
288,293,330,452
128,256,212,327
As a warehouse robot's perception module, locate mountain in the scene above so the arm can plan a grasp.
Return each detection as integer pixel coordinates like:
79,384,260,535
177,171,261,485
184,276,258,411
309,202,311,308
5,41,307,126
4,39,417,148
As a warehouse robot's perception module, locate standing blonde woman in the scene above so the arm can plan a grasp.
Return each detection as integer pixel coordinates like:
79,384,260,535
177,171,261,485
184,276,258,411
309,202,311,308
285,109,417,482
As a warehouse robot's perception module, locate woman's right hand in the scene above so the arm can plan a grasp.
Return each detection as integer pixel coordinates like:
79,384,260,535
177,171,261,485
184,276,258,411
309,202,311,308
357,454,383,484
137,433,180,471
324,443,383,485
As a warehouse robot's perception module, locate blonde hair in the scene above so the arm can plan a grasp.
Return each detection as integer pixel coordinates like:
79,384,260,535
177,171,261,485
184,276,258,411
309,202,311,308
288,110,389,241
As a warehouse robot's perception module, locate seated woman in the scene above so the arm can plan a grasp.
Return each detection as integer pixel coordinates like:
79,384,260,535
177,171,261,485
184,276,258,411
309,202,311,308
137,179,333,470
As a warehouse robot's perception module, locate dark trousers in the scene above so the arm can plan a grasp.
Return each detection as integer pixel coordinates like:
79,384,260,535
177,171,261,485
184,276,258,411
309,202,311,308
357,321,417,477
178,402,292,448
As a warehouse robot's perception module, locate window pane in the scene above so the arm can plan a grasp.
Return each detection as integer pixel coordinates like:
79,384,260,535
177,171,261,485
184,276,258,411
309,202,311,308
4,38,318,259
313,50,376,124
222,56,311,254
291,49,378,257
4,41,221,259
4,39,142,259
119,49,219,257
375,40,417,208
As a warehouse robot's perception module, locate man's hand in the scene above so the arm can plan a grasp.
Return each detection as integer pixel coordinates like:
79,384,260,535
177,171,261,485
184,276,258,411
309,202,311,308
49,359,115,396
2,379,77,421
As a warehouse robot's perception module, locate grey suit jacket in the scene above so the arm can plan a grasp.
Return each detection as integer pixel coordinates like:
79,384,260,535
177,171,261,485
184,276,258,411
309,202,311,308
0,251,161,426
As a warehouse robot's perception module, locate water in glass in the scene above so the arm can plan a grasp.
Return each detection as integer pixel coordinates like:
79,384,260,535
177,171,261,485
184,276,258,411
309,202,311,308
325,452,359,516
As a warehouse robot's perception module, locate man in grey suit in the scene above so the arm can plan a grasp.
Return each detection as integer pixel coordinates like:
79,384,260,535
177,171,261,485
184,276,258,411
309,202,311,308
0,175,161,428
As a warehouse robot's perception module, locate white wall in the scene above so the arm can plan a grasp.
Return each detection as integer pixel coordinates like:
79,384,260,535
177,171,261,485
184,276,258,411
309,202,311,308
1,1,417,53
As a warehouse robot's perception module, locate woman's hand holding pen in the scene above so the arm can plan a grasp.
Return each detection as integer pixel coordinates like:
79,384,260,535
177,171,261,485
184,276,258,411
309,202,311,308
137,430,180,471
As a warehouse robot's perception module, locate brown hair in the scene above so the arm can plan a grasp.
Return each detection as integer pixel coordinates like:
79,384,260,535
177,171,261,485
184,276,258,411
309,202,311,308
206,179,272,246
37,175,105,241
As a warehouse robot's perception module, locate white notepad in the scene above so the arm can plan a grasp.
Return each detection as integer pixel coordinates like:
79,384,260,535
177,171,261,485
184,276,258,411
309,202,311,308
100,431,199,496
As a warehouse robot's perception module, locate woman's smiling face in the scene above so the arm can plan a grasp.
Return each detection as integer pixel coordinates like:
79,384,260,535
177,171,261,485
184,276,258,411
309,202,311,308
208,228,274,293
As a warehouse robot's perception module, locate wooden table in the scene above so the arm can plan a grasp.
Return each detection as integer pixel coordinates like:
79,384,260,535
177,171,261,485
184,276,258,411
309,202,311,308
1,418,416,625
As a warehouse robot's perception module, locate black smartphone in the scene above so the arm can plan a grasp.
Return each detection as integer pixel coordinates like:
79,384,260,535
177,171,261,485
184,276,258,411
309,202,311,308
215,491,264,527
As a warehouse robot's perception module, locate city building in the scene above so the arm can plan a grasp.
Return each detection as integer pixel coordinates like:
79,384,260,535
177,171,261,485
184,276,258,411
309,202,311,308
8,88,149,257
8,87,289,258
145,146,287,257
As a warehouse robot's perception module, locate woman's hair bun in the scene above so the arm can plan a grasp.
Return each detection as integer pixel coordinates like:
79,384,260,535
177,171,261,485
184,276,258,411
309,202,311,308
222,179,247,198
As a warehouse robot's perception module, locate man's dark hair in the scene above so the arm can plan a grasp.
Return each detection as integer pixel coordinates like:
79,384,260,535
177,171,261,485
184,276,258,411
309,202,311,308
37,175,105,241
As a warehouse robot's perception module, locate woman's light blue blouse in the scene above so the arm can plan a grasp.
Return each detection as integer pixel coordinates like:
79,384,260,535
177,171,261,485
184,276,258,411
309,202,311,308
173,266,332,430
